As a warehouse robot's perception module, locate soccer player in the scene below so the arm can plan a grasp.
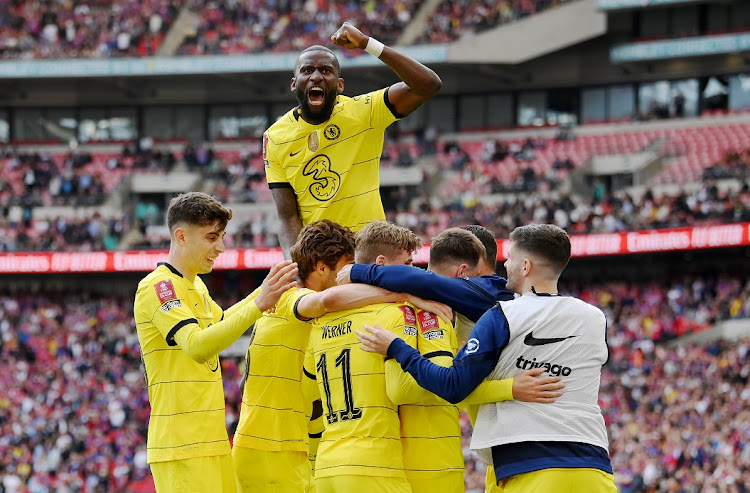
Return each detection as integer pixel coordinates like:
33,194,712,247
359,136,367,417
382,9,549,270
233,220,448,492
133,192,298,492
264,21,442,257
232,220,355,492
358,224,617,492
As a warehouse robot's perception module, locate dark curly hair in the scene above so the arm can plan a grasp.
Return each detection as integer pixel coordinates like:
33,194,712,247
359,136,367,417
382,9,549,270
291,220,356,281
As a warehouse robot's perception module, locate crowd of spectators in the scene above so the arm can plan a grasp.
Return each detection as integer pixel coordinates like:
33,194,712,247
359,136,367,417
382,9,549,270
388,180,750,241
2,270,748,490
0,0,579,60
703,148,750,181
0,0,182,59
179,0,421,56
416,0,576,45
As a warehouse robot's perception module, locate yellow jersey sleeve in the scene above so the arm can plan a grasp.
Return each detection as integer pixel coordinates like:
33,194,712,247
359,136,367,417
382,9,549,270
366,88,402,129
224,285,262,320
263,131,287,186
460,378,515,406
148,276,202,345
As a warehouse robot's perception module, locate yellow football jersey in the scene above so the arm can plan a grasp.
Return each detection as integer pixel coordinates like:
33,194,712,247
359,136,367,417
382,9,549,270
134,263,228,463
305,303,416,479
234,287,315,452
264,88,399,231
398,307,464,480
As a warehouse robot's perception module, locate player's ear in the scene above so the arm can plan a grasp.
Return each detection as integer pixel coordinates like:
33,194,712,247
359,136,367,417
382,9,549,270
290,77,297,93
457,263,468,277
314,260,328,275
521,258,532,276
337,77,344,94
173,226,186,245
375,255,386,266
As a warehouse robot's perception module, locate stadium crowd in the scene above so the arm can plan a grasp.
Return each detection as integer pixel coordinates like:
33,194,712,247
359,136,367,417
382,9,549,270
179,0,422,55
416,0,576,45
0,0,182,59
1,270,748,490
0,0,580,60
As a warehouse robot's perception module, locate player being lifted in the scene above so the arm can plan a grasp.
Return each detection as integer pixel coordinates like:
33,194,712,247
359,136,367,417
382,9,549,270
133,192,298,492
265,21,442,258
233,220,449,492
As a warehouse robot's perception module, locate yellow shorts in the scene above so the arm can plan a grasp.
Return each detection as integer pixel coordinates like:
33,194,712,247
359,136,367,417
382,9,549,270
233,446,311,493
408,472,464,493
151,454,237,493
498,468,617,493
315,475,412,493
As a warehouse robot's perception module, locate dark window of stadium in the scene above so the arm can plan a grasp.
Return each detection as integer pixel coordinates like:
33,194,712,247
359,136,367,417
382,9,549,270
78,107,136,143
176,106,207,141
546,88,579,127
639,79,698,119
238,104,268,138
729,74,750,111
487,93,513,130
209,105,240,140
518,91,545,127
607,85,636,122
459,95,485,131
426,97,456,133
0,109,9,143
143,106,174,141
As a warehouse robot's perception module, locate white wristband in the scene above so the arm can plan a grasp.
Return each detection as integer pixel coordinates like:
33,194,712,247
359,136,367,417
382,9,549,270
364,37,385,58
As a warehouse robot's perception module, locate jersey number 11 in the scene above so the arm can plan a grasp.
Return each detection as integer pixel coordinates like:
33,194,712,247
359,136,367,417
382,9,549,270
317,348,363,425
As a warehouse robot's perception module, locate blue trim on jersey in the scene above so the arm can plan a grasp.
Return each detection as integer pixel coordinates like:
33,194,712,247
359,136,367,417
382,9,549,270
349,264,513,322
387,305,511,404
490,441,613,483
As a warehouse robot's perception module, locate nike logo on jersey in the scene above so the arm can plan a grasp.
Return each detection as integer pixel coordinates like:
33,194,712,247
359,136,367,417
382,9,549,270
290,150,302,157
524,332,576,346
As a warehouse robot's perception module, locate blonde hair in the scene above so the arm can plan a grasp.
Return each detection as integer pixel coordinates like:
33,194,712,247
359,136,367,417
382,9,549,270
354,221,421,264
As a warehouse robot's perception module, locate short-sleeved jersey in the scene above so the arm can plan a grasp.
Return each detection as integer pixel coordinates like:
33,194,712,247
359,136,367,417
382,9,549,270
399,307,464,480
264,88,400,231
134,263,227,463
234,287,315,452
305,303,415,479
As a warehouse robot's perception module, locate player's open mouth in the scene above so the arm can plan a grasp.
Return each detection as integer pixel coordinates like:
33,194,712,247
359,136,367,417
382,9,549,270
308,86,325,107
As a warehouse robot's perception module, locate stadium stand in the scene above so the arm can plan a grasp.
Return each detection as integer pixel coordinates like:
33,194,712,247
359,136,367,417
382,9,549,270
179,0,423,55
0,0,182,59
415,0,577,45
